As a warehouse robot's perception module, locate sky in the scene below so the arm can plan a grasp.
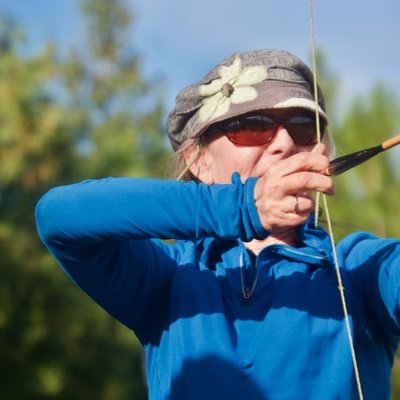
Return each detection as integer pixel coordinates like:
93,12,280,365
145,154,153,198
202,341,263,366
0,0,399,118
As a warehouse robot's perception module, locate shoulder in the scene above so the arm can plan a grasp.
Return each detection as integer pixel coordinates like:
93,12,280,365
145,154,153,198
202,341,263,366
337,231,400,271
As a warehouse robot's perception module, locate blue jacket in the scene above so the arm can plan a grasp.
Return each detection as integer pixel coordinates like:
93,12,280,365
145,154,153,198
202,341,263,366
35,174,400,399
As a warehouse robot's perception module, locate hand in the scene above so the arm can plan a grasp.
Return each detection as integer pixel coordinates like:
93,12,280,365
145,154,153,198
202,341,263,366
254,144,334,232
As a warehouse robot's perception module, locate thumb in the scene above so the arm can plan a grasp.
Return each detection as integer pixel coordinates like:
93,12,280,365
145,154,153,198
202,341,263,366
311,142,327,155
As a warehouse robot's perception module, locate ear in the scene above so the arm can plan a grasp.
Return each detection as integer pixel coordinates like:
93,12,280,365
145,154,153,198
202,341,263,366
183,144,215,184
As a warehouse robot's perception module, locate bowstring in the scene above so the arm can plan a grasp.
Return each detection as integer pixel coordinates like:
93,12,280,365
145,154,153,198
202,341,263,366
308,1,364,399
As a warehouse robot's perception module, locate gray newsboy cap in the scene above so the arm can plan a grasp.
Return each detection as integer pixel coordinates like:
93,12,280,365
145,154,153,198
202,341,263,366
167,49,327,151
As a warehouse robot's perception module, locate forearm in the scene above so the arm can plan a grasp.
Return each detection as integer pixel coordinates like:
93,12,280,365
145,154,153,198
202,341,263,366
35,173,267,247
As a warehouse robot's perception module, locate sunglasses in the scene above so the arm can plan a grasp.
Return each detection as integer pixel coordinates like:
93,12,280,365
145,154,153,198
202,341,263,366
206,113,326,146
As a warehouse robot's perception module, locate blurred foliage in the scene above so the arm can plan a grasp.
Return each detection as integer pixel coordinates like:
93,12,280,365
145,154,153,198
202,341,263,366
331,84,400,400
0,0,169,398
328,83,400,239
0,1,400,398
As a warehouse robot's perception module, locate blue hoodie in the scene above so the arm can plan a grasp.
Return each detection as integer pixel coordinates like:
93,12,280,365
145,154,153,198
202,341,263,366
35,174,400,399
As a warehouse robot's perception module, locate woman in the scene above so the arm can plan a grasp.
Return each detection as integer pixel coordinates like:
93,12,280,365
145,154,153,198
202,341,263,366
36,49,399,399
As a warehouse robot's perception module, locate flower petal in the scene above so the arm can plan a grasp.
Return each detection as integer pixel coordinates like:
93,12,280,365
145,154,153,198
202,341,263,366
199,78,222,97
235,65,268,86
211,99,231,121
230,86,258,104
219,57,242,83
199,93,224,123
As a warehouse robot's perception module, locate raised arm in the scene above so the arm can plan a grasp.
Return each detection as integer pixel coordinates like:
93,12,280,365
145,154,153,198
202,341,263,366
36,174,266,245
35,173,267,341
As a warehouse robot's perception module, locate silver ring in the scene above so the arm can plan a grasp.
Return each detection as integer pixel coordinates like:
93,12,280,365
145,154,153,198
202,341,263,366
294,194,299,214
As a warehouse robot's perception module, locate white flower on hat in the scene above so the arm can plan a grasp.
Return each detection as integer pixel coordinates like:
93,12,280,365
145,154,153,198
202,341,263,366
198,56,268,124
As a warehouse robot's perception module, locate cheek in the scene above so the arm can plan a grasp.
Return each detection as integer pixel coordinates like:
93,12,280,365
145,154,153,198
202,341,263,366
209,145,265,182
209,151,240,181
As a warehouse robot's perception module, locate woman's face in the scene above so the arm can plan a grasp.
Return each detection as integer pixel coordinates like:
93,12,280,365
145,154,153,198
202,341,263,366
194,108,319,184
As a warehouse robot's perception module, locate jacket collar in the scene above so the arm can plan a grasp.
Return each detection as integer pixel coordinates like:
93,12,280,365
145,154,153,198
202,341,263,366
196,214,333,270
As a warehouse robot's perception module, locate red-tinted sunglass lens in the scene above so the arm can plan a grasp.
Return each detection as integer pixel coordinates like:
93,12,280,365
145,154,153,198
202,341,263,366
226,130,275,145
224,116,276,145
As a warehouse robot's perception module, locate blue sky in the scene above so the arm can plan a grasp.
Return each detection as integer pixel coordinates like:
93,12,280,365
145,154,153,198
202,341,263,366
1,0,399,116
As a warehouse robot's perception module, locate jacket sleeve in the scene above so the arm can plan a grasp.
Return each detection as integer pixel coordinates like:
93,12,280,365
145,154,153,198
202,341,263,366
338,232,400,338
35,173,267,341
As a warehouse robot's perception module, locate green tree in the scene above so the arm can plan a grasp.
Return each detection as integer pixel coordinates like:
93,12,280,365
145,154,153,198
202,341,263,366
328,83,400,240
0,0,169,398
61,0,168,181
332,86,400,400
311,49,340,122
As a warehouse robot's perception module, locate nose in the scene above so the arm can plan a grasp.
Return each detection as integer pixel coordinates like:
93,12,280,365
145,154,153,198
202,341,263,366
266,125,296,155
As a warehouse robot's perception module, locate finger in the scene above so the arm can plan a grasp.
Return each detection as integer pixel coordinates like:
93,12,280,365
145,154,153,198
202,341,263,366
282,194,314,215
311,144,333,175
263,204,310,231
268,152,330,178
311,143,327,155
280,194,315,215
282,171,335,196
292,193,315,215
